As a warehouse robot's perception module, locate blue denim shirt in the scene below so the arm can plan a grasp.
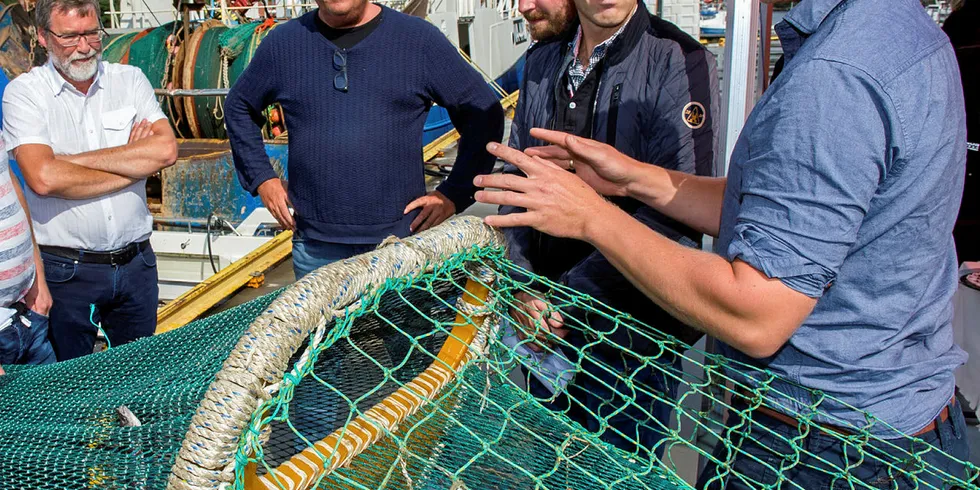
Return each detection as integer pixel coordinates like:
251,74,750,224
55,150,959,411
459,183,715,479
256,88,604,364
716,0,967,437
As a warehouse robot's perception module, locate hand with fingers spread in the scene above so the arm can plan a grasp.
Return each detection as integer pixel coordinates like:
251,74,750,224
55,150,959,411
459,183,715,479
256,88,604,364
474,142,616,241
257,177,294,230
525,128,645,198
127,119,154,144
510,290,567,352
404,190,456,233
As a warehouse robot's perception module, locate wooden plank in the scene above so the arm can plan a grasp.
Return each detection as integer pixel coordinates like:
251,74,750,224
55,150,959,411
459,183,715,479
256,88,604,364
155,231,293,334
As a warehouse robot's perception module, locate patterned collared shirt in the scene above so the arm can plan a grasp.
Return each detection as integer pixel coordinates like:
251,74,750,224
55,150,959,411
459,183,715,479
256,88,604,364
566,6,637,95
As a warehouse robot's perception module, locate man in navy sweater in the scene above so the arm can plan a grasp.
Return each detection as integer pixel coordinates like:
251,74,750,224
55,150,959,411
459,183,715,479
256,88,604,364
225,0,504,278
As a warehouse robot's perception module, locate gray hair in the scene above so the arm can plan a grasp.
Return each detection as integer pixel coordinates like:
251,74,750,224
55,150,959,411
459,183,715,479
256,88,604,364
34,0,101,31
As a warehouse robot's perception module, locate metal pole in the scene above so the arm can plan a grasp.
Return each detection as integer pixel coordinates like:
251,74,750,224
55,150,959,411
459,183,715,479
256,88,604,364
758,1,774,96
718,0,759,177
154,88,231,96
219,0,230,21
109,0,118,29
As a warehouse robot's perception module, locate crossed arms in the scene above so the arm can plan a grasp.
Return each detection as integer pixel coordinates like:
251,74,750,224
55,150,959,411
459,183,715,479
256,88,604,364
13,118,177,200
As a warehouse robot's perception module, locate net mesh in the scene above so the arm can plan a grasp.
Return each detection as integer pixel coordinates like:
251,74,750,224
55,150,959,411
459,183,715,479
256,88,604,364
128,22,177,89
0,292,281,489
219,22,261,61
0,219,977,490
229,243,978,490
102,31,140,64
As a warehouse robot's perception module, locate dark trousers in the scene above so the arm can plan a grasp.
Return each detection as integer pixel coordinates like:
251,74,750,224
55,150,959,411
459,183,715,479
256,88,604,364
954,221,979,262
697,398,973,489
42,246,159,361
0,307,56,365
527,329,678,459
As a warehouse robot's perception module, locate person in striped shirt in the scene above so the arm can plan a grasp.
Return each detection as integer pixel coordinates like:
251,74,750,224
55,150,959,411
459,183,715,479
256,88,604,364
0,141,54,375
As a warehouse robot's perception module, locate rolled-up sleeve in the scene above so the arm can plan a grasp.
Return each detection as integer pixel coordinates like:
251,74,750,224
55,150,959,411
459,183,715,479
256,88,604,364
726,60,890,298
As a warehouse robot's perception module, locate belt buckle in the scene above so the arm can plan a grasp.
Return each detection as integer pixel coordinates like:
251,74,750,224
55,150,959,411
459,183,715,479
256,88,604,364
109,248,128,266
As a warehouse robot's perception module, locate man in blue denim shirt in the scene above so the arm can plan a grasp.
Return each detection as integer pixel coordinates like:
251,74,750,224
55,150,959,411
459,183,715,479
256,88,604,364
475,0,972,486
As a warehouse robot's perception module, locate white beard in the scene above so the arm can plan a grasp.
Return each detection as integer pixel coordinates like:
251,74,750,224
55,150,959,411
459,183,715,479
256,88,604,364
51,49,101,82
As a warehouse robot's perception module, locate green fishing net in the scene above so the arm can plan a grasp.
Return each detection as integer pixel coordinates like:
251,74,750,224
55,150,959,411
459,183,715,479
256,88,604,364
128,22,177,89
102,30,140,64
219,21,261,61
0,292,281,489
0,218,976,490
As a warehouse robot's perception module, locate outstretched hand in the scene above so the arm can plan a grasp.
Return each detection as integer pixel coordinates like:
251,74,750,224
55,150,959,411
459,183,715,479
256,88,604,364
525,128,644,198
474,142,616,241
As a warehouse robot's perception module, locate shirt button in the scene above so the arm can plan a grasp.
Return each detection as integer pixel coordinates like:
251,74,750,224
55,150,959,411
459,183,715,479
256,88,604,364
89,129,93,133
569,102,577,109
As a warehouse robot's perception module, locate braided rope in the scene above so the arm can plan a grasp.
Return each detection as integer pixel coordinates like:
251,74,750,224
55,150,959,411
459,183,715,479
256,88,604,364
166,216,504,490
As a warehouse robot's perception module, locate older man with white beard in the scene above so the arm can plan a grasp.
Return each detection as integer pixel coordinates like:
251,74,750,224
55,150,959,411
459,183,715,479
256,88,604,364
1,0,177,361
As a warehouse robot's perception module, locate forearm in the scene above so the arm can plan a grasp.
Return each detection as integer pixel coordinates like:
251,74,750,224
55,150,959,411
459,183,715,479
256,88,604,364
29,239,45,288
226,93,279,195
626,165,727,238
427,32,504,210
65,134,177,179
28,157,139,199
438,103,504,210
583,202,808,358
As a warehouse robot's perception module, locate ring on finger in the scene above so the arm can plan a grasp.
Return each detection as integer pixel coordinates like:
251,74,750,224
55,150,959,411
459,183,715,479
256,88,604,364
568,160,575,171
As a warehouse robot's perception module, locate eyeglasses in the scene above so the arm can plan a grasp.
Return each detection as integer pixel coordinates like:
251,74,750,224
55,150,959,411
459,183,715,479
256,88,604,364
47,28,107,48
333,49,348,93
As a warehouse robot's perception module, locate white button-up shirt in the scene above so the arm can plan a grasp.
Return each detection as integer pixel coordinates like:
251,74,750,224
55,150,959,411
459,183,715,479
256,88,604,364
2,60,167,251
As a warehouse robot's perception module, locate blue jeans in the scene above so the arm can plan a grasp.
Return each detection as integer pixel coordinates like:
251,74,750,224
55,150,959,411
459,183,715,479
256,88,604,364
0,307,56,365
42,247,159,361
696,398,973,489
292,232,377,280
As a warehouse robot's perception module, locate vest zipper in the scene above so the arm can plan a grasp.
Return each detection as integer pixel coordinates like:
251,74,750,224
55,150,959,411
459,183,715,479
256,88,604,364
606,83,623,147
548,53,572,131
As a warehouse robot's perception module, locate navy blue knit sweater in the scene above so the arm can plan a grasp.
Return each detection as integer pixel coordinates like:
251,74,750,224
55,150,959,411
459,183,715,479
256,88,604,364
225,7,504,243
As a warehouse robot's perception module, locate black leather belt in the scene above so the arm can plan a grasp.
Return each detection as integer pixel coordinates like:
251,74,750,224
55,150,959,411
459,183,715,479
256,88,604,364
40,240,149,266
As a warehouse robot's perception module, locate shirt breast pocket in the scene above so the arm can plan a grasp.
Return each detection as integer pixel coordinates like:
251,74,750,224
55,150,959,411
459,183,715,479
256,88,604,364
102,106,137,148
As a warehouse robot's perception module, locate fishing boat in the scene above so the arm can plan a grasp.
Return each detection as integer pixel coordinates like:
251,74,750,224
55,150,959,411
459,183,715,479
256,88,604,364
699,4,725,39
